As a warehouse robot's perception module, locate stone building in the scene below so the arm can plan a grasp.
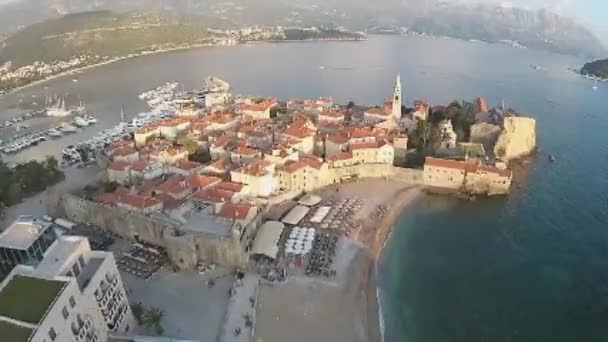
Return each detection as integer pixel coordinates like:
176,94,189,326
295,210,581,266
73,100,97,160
423,157,512,195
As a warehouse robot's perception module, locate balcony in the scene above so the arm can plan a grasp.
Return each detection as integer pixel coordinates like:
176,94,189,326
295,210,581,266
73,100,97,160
72,316,93,342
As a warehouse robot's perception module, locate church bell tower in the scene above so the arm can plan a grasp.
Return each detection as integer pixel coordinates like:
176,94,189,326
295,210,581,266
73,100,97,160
392,74,402,120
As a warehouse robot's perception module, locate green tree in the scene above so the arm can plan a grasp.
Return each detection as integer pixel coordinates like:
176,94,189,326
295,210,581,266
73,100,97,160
143,307,165,335
413,119,431,152
131,302,144,325
190,150,212,164
269,107,281,118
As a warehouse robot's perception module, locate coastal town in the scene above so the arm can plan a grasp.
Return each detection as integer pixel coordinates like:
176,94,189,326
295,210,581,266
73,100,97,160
0,25,364,95
0,75,536,342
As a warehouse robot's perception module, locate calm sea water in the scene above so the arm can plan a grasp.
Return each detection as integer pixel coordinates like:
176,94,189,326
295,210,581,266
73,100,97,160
2,36,607,341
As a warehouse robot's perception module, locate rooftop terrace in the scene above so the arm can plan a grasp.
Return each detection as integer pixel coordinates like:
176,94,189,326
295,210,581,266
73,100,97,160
0,321,33,342
0,275,67,324
0,217,52,250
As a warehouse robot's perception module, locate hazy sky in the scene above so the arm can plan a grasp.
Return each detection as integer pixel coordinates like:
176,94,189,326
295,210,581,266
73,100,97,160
0,0,605,42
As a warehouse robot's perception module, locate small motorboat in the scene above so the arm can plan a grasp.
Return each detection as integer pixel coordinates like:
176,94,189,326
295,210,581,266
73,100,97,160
48,128,63,138
549,154,556,162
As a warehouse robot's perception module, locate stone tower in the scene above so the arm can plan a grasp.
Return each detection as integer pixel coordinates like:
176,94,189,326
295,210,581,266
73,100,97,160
392,74,402,120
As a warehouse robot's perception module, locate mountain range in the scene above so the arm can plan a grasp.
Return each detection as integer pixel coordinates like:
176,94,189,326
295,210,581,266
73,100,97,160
0,0,605,58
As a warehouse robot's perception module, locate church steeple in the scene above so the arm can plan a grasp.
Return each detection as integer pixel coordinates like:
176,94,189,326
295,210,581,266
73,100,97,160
392,74,402,120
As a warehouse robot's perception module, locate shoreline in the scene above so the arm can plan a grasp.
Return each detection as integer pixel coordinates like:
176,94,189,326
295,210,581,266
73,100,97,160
1,38,365,96
2,43,221,95
361,186,422,342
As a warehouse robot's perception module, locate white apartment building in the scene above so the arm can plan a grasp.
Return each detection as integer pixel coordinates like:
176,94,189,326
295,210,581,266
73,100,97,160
0,236,134,342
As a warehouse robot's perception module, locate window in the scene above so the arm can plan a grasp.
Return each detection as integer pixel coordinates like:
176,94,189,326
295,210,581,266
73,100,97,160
62,306,68,319
71,263,80,277
78,255,85,268
69,296,76,308
48,328,57,341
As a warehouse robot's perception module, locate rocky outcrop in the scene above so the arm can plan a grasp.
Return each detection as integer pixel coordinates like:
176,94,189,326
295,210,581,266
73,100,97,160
494,117,536,162
470,123,502,156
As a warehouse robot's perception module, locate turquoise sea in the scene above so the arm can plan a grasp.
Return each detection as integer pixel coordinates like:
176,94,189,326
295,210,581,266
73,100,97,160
2,35,607,341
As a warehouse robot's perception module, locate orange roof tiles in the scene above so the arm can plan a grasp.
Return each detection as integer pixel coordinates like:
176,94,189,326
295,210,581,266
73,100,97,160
327,151,353,162
234,146,261,156
192,188,235,203
206,158,232,172
216,203,254,220
135,125,160,134
131,159,151,172
326,134,349,145
174,160,202,171
216,181,244,192
117,193,162,209
234,159,272,176
350,140,388,150
425,157,477,172
187,175,221,188
319,109,344,118
241,100,277,112
365,107,388,116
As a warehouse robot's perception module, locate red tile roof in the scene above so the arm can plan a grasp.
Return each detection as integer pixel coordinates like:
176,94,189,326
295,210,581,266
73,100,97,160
205,158,231,172
117,193,162,209
365,107,388,116
216,203,254,220
157,175,193,197
174,160,203,171
326,134,349,145
327,151,353,162
319,109,344,118
187,175,221,188
241,100,277,112
477,164,512,178
217,181,244,192
425,157,477,172
350,141,387,150
234,159,272,176
131,159,151,172
234,146,261,157
192,188,235,203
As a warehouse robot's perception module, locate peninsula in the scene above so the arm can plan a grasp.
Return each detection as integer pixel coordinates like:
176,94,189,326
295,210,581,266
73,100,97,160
0,11,365,94
6,75,533,341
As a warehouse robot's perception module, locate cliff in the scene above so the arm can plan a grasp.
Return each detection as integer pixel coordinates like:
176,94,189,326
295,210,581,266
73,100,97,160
494,117,536,162
470,123,502,156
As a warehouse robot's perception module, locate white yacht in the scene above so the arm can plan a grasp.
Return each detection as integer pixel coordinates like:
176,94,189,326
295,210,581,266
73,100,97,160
60,123,78,133
73,117,90,127
48,128,63,138
46,96,71,117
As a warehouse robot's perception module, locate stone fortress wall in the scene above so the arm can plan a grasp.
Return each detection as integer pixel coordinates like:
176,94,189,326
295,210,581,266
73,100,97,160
494,117,537,161
52,166,422,271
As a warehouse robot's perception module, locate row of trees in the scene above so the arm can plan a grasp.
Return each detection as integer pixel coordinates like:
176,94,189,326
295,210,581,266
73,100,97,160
410,100,477,151
0,156,64,212
131,302,165,335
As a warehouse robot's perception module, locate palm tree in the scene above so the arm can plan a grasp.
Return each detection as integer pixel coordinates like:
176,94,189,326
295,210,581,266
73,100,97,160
143,307,165,335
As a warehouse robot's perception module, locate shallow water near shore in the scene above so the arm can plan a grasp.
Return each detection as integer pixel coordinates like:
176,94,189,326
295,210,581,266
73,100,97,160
2,35,608,341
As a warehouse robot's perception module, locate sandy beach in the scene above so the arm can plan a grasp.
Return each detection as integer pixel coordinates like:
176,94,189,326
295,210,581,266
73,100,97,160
254,179,422,342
